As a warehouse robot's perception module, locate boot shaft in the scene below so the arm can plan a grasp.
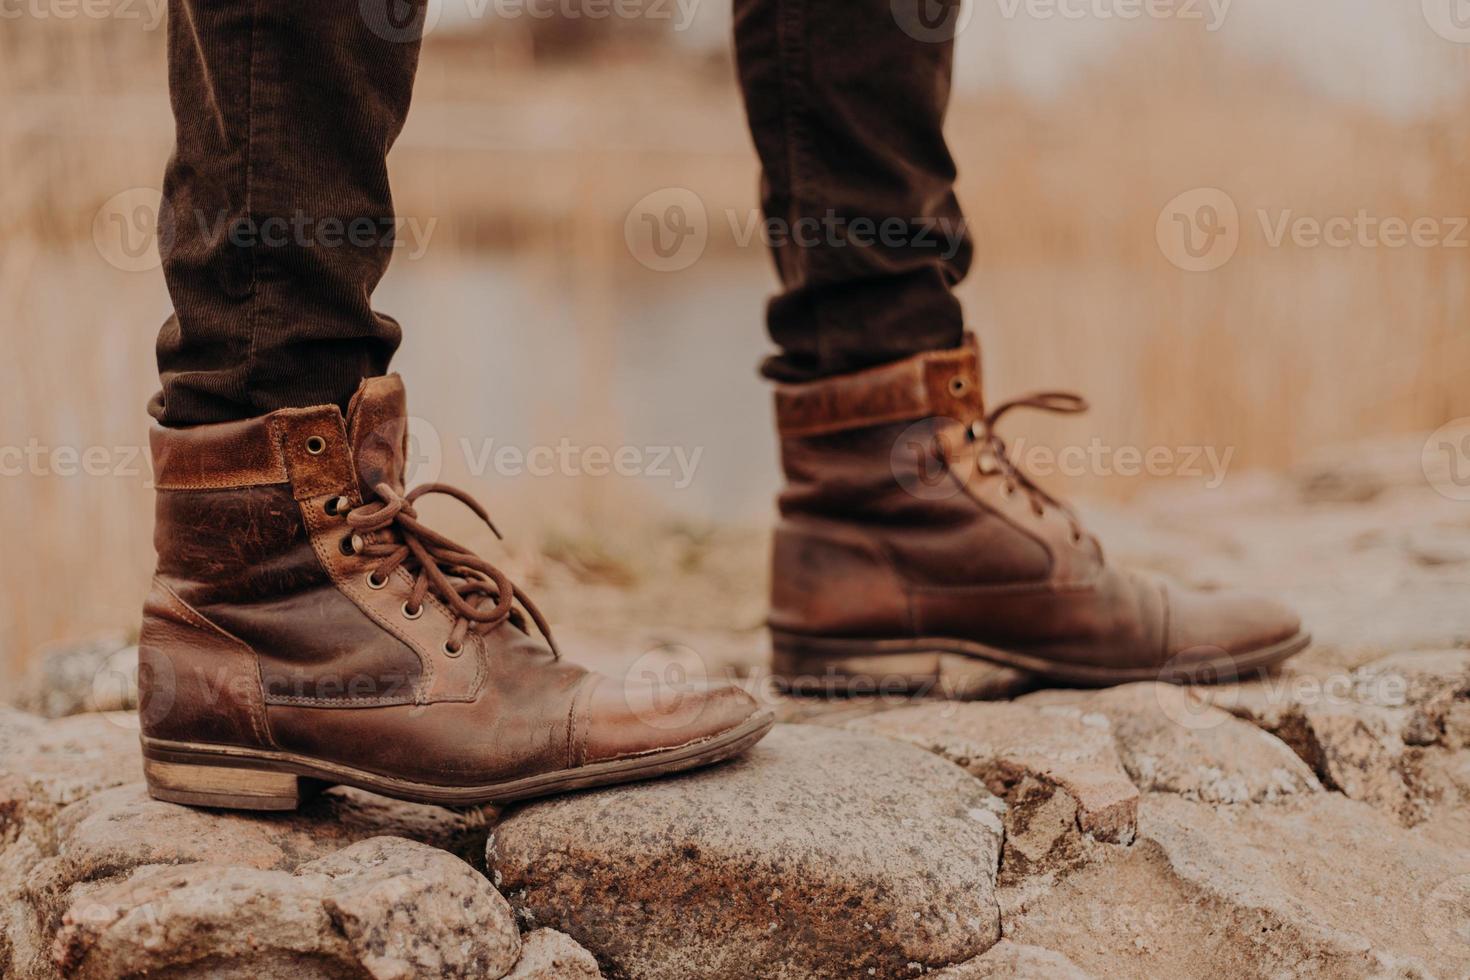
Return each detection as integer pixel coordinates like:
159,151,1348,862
141,376,457,732
773,336,984,522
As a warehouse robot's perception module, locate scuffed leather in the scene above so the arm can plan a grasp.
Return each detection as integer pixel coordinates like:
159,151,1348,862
770,344,1302,671
141,376,764,787
138,577,273,749
774,334,983,437
346,374,409,496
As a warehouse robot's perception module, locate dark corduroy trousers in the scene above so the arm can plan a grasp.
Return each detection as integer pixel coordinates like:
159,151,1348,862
151,0,973,425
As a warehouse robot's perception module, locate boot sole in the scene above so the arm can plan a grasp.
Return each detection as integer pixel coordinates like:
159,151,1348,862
770,630,1312,694
142,710,774,812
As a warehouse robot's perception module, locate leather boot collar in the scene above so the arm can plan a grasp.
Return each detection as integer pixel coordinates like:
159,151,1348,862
150,375,408,497
773,334,984,438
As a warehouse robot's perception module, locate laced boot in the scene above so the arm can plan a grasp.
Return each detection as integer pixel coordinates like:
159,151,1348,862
139,375,771,810
768,335,1308,693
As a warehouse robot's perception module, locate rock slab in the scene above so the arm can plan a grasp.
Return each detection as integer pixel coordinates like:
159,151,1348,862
1022,683,1321,804
846,701,1139,839
53,836,521,980
489,724,1005,980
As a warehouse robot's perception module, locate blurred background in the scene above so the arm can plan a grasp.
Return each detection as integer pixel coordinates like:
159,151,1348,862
3,0,1470,678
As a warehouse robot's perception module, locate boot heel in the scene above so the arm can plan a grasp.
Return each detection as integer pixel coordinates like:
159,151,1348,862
144,758,314,811
770,631,941,697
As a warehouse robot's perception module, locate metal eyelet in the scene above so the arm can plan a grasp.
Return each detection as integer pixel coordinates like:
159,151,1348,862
443,641,463,658
305,435,327,455
325,495,352,516
949,377,969,397
339,534,362,556
366,571,388,590
401,602,423,620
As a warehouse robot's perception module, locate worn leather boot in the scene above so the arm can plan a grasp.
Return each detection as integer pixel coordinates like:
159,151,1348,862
139,376,772,811
768,336,1308,692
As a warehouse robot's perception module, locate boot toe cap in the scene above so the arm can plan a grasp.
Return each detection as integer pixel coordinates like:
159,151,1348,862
578,674,768,767
1164,585,1304,662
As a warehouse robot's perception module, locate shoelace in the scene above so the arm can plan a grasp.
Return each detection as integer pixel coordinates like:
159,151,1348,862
339,481,557,657
966,391,1090,543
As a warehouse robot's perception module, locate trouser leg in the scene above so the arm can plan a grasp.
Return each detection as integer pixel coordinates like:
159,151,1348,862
151,0,426,425
733,0,974,382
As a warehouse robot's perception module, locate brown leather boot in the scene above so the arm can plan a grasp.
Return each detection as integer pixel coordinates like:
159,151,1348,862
768,336,1308,692
138,376,771,811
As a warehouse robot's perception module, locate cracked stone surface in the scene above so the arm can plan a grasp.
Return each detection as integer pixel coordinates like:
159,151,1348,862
5,432,1470,977
52,837,522,980
503,929,604,979
1020,683,1322,804
840,702,1138,881
1001,792,1470,978
488,724,1004,980
933,940,1095,978
1198,649,1470,824
0,709,592,980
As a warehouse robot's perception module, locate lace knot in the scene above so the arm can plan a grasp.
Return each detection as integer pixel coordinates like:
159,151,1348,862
344,481,557,657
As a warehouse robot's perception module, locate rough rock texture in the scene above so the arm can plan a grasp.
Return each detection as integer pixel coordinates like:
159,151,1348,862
1021,683,1322,804
489,724,1004,980
8,635,138,719
1201,649,1470,823
842,702,1138,878
54,863,356,980
504,929,605,980
307,838,521,979
0,707,594,980
1003,792,1470,978
933,940,1095,978
7,432,1470,978
52,837,521,979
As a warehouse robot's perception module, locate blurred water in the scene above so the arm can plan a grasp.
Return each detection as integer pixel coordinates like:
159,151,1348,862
435,0,1463,116
377,249,785,523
